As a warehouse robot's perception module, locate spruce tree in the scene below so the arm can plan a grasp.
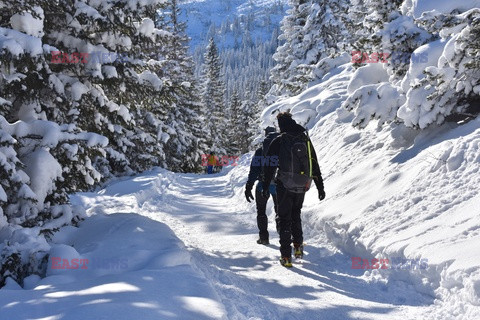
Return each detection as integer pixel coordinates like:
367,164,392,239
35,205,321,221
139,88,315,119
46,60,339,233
270,0,351,97
156,0,208,172
201,37,227,154
227,90,242,154
270,0,311,97
0,0,178,287
353,0,432,81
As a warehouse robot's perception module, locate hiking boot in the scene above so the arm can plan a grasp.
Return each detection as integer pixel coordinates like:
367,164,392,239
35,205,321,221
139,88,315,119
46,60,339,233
256,238,269,245
293,243,304,259
279,257,293,268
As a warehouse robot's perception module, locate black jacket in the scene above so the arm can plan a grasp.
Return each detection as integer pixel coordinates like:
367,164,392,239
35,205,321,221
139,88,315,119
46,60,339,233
246,147,263,186
263,122,324,192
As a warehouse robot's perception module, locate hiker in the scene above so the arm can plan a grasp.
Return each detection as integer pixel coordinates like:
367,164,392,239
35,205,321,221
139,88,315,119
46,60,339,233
262,112,325,267
245,126,279,245
207,152,217,174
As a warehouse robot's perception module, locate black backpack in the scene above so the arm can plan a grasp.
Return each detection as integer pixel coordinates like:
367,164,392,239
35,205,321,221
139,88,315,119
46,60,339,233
262,132,280,158
276,132,313,193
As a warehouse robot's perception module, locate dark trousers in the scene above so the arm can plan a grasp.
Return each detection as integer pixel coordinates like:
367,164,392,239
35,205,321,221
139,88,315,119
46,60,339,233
276,183,305,257
255,188,278,240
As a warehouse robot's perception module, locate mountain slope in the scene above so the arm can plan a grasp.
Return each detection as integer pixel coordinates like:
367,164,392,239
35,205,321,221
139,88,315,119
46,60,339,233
179,0,287,50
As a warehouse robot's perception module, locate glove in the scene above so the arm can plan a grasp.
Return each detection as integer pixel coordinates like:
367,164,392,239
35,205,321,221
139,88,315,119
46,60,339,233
245,183,254,202
318,189,326,201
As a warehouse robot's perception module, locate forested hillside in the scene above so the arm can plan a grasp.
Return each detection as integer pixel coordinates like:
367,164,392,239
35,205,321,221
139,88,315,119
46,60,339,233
0,0,209,286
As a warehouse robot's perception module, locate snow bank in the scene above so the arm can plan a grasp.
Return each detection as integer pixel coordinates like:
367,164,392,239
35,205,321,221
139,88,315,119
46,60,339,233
0,211,226,319
260,61,480,318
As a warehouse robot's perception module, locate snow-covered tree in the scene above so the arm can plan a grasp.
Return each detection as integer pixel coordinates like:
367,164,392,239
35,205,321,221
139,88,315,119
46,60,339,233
0,0,189,287
342,0,433,128
201,37,227,154
398,9,480,128
156,0,208,172
0,119,37,226
270,0,311,96
353,0,432,80
270,0,351,97
227,90,242,154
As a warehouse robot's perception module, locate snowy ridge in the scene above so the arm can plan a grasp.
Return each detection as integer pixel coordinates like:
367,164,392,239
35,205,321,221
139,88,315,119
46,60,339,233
179,0,287,49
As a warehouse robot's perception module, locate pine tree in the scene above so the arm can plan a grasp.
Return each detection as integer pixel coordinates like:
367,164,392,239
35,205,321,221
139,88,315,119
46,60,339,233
227,90,242,154
353,0,432,81
270,0,352,97
156,0,208,172
0,2,108,204
0,0,179,287
270,0,311,97
201,37,227,154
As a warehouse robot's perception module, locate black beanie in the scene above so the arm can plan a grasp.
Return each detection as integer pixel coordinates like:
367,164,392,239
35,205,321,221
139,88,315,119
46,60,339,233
277,114,296,132
264,126,276,135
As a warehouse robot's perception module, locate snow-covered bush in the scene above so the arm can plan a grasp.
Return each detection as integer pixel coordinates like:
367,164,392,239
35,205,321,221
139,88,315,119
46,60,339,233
341,63,404,128
398,9,480,128
0,115,106,286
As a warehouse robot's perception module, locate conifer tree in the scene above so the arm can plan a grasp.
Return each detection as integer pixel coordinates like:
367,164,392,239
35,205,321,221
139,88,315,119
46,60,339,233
0,0,178,287
201,37,227,154
270,0,351,97
353,0,431,80
270,0,311,97
227,90,242,154
156,0,208,172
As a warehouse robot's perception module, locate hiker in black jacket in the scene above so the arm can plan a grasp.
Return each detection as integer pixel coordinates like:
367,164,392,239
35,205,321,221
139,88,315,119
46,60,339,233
262,112,325,267
245,126,279,245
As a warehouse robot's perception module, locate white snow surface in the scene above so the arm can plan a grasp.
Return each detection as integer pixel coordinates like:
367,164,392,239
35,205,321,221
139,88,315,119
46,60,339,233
2,71,480,318
10,7,44,38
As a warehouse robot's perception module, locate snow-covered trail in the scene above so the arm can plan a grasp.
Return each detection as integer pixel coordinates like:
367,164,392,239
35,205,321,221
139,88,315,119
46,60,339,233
1,166,441,320
130,169,434,319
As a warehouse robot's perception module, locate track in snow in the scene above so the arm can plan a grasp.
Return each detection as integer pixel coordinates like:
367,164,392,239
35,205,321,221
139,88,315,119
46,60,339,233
137,171,435,320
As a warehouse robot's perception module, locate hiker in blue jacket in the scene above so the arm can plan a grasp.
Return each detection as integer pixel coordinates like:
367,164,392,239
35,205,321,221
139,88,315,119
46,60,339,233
245,126,279,245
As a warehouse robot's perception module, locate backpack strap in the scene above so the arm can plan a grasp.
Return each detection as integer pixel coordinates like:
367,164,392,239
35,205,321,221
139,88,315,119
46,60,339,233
307,139,313,178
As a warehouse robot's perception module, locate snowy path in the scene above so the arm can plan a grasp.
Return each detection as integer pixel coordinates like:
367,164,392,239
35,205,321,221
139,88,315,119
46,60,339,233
0,168,439,319
132,170,434,319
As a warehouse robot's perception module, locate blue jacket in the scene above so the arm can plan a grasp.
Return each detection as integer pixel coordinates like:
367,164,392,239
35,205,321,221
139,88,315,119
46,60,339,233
247,147,277,194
